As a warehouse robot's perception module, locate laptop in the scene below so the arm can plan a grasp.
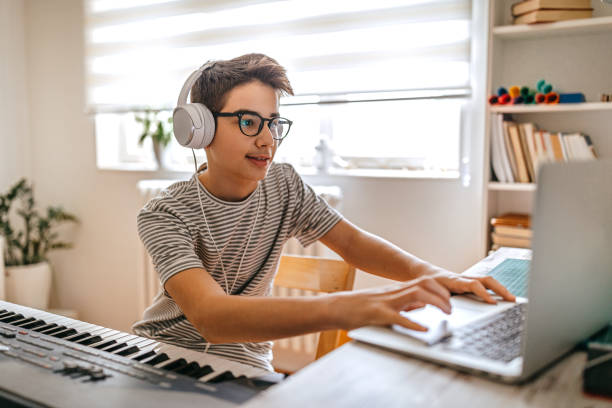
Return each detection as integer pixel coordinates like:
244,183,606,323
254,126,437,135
349,159,612,383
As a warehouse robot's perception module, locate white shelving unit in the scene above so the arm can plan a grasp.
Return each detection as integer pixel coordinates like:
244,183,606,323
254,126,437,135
481,0,612,255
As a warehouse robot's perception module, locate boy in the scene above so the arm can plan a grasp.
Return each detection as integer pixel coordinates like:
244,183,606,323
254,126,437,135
133,53,515,371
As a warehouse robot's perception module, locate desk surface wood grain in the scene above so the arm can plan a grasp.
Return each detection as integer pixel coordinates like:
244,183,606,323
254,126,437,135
245,341,611,408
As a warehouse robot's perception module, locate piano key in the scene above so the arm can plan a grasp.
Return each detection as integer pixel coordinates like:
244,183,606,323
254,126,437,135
115,345,140,357
207,370,246,383
143,352,170,366
76,335,103,346
39,325,68,335
32,323,59,333
20,319,47,330
1,313,24,323
104,342,129,353
63,332,92,343
189,364,215,379
11,317,37,327
160,358,189,372
51,328,78,338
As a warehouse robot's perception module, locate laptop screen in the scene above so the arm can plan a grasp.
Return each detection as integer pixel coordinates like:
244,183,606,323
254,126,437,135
521,159,612,380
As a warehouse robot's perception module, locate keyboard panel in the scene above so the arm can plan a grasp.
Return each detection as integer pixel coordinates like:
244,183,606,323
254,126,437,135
0,300,282,408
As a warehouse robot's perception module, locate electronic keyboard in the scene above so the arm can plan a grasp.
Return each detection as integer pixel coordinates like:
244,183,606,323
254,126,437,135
0,300,282,407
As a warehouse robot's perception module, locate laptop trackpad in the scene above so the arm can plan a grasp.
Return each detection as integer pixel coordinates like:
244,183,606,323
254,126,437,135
392,297,501,345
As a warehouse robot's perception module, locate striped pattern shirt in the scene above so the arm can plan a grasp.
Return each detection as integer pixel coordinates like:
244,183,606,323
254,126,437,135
132,163,343,371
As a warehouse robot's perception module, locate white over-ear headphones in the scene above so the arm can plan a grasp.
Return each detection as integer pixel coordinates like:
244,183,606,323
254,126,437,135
173,61,217,149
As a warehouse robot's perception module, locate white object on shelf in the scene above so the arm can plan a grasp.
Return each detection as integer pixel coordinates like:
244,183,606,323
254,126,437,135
489,102,612,113
488,182,536,192
493,15,612,39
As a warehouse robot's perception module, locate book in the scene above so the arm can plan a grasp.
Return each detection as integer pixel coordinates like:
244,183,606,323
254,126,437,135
511,0,593,17
508,123,531,183
491,213,531,229
503,121,519,181
549,133,565,161
494,225,533,239
490,114,507,182
491,233,531,248
514,8,593,25
497,116,514,182
522,123,540,181
518,123,536,182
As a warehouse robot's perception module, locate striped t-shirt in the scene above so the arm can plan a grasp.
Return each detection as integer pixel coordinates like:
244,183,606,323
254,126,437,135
132,162,343,371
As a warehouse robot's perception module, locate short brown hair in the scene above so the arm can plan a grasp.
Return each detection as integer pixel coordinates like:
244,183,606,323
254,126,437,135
190,53,294,111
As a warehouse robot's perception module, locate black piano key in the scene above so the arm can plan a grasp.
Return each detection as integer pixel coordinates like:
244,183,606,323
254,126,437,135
93,340,117,350
77,335,102,346
1,313,23,323
143,353,170,366
104,343,128,353
64,332,91,343
132,350,156,362
116,345,140,357
11,317,36,326
191,364,215,379
40,325,67,335
175,361,201,377
51,328,77,339
33,323,58,333
208,371,244,383
20,319,47,330
160,358,188,372
0,311,15,319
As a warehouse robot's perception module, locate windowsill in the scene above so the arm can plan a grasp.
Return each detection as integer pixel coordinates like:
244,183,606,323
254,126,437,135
98,163,459,180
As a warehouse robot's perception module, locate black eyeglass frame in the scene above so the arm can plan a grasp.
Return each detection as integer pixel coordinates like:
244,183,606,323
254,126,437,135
212,110,293,140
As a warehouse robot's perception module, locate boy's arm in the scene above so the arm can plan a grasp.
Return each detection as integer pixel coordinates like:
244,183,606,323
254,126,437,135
319,219,516,304
164,266,452,344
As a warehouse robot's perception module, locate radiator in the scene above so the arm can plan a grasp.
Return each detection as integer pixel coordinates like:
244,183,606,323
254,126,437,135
136,179,343,356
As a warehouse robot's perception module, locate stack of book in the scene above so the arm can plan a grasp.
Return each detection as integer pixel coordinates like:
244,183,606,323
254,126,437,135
490,116,597,184
490,213,532,250
512,0,593,25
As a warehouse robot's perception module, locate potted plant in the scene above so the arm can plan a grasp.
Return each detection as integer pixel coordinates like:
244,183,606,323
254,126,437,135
135,109,174,169
0,179,79,309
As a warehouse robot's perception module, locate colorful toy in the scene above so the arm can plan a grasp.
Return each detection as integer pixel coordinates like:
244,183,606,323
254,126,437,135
489,80,585,106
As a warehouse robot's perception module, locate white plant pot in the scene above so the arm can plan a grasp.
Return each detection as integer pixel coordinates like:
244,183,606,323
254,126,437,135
5,262,52,310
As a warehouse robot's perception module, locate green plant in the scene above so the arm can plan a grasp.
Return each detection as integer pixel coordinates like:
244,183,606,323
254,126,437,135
0,179,79,266
135,109,173,148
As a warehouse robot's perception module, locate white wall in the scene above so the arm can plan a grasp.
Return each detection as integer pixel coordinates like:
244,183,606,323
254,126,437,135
3,0,486,332
0,0,31,190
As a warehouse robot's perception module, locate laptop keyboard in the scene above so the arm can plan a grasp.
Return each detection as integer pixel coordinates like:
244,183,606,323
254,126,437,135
486,258,530,298
442,303,527,363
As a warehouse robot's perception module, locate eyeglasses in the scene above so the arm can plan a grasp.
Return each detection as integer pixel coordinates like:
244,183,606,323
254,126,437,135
213,110,293,141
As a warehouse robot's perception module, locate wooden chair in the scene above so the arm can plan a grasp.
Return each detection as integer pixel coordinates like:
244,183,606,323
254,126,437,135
271,254,356,374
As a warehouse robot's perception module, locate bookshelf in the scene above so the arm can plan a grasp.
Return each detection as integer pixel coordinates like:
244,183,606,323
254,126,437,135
482,0,612,255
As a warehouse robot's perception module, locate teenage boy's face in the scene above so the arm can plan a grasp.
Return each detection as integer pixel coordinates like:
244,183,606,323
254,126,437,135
206,80,280,185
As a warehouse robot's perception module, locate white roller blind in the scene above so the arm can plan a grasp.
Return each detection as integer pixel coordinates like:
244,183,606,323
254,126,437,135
85,0,471,113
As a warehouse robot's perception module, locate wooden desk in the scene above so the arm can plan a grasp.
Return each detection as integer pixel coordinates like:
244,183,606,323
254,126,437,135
244,341,612,408
245,248,611,407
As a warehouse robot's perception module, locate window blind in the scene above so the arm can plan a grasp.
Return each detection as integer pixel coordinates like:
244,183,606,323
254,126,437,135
85,0,471,113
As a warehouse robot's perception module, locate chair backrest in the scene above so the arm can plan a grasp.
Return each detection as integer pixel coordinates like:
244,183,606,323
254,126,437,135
273,254,356,359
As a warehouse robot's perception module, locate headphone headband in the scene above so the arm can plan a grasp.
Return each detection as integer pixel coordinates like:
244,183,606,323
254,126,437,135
176,60,216,107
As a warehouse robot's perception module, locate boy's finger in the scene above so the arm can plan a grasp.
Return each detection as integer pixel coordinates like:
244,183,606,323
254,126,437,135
481,277,516,301
468,280,497,304
400,287,452,314
419,277,451,301
392,314,428,332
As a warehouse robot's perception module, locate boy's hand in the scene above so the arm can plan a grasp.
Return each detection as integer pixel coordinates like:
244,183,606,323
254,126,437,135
330,276,452,332
429,270,516,304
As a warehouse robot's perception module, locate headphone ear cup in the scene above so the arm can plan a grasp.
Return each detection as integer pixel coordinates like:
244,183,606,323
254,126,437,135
173,103,216,149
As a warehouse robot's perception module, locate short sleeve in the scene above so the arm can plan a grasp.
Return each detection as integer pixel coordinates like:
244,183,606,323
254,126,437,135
283,164,343,247
137,209,204,286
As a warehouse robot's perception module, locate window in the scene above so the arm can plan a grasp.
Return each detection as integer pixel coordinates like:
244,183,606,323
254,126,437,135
86,0,471,175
